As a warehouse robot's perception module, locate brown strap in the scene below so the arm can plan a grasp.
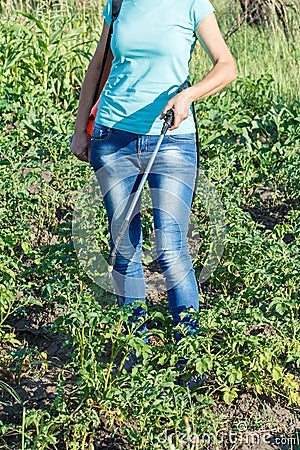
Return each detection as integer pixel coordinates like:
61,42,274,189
93,0,123,104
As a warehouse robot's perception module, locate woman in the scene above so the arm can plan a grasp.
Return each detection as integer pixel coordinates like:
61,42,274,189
71,0,236,374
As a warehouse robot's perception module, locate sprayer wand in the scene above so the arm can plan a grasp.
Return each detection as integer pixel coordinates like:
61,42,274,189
107,109,174,273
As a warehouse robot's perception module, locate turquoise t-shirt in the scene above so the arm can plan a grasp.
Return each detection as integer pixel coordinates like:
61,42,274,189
96,0,214,135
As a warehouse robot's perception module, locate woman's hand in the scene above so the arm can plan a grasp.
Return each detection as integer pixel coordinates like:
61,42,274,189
160,89,193,131
70,131,91,163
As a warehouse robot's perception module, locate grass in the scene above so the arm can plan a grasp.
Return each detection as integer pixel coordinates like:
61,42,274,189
192,0,300,102
1,0,299,100
0,0,299,448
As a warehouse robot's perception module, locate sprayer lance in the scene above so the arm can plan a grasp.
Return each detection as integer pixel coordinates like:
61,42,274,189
107,109,174,272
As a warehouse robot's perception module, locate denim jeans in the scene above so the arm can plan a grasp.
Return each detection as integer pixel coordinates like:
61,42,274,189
90,123,199,334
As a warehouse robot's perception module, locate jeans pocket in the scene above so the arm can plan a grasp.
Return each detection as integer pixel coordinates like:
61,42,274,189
166,133,196,144
92,124,112,142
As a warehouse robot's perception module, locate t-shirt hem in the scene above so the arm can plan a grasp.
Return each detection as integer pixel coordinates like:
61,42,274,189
95,116,196,135
195,9,215,29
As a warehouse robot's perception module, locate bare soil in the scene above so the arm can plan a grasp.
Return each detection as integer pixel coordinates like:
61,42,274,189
1,188,299,449
1,298,299,450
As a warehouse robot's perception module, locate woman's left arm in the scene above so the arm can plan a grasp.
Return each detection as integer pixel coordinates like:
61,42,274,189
161,13,237,130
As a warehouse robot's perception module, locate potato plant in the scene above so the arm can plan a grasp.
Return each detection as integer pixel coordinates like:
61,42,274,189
0,1,299,449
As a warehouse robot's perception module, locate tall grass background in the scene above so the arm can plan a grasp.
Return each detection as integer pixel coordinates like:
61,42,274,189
1,0,299,103
192,0,300,102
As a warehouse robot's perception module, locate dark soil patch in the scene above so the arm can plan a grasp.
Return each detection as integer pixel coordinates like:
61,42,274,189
243,186,298,232
212,392,300,449
0,304,71,424
1,279,300,449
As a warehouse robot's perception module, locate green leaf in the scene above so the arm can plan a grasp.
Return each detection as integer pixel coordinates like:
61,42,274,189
255,384,263,395
15,10,49,36
275,303,286,315
196,356,213,374
142,255,153,265
223,388,238,405
272,365,283,384
228,368,243,385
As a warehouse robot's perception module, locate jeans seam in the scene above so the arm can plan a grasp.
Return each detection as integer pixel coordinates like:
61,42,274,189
166,135,196,144
137,136,141,159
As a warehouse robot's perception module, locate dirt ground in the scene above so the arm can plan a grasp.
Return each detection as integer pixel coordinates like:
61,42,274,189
1,193,300,449
1,287,300,450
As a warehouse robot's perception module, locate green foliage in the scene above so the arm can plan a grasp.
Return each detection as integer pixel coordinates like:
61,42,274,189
190,0,300,103
0,2,299,449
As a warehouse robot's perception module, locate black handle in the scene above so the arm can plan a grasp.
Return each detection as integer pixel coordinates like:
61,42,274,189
107,218,129,271
161,109,174,135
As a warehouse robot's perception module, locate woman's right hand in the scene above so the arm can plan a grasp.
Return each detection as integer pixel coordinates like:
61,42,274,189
70,131,91,163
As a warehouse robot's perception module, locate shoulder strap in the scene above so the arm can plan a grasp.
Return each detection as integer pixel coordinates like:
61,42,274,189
92,0,123,105
112,0,123,21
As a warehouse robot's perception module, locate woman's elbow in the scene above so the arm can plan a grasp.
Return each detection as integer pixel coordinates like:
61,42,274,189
227,56,237,84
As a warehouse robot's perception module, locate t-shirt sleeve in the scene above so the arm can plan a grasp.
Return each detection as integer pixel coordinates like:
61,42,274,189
103,0,113,27
192,0,215,29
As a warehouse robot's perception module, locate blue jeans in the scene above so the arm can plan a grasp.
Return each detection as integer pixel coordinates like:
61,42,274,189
90,123,199,334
